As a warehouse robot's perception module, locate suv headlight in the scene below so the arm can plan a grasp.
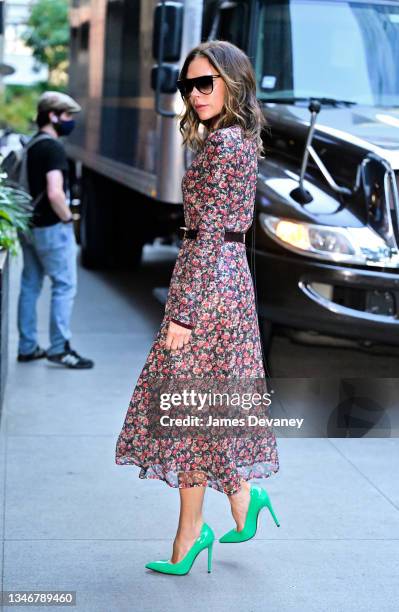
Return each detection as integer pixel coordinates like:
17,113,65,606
260,213,397,266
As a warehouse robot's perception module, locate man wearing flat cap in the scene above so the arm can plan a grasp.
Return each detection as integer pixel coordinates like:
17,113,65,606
17,91,94,369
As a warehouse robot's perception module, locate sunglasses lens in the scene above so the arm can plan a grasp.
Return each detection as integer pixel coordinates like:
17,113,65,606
177,76,216,97
197,76,214,94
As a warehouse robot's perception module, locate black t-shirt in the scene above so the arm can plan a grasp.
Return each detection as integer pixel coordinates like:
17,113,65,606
27,132,69,227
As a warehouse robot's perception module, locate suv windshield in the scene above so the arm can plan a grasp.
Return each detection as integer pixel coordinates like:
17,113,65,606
255,0,399,106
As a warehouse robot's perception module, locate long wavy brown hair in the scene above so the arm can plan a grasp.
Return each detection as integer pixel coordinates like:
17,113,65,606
177,40,269,159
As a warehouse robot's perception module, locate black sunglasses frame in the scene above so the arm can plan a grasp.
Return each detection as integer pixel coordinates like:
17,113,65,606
176,75,222,98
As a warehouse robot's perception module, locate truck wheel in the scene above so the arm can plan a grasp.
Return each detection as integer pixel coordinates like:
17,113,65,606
80,169,146,270
80,170,112,269
110,205,145,270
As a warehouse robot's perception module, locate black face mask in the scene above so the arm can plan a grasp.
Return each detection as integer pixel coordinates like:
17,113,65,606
52,118,76,136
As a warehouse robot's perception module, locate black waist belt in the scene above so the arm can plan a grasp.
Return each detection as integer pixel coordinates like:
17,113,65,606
178,226,246,243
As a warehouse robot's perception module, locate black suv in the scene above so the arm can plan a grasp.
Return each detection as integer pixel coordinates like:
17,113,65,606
252,0,399,350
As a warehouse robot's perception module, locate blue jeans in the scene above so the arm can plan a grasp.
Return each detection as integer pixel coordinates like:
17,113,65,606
17,222,78,356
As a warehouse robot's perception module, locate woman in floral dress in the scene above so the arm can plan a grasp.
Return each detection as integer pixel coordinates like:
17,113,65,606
115,40,280,574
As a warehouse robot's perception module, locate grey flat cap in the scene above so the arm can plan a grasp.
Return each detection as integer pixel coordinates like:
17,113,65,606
38,91,82,113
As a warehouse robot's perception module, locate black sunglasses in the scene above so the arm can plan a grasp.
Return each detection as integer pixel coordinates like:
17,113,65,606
176,75,222,98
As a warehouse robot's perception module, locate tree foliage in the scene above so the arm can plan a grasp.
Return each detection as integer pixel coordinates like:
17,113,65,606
22,0,70,85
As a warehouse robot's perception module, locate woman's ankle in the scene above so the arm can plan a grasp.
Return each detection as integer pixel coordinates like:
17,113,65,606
240,479,251,492
177,517,204,535
229,480,250,502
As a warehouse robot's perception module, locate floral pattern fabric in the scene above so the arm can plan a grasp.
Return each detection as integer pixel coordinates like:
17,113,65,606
115,125,279,495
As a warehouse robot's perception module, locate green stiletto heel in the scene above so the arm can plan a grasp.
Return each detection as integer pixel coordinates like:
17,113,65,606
207,540,213,573
219,484,280,543
145,523,215,575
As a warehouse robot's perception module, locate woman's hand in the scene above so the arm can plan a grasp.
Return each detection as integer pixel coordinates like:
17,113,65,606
165,320,192,351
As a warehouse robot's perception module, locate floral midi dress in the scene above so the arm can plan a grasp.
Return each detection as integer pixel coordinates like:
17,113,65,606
115,124,279,496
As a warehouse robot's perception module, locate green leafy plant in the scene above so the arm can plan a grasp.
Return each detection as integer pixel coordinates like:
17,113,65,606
22,0,70,87
0,171,35,255
0,83,67,133
0,86,38,134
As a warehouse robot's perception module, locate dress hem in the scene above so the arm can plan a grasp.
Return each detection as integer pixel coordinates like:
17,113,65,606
115,455,279,496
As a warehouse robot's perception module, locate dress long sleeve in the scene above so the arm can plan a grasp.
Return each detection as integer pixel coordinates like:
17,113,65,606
168,129,240,330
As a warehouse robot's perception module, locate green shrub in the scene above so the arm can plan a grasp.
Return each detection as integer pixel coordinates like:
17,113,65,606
0,171,35,255
0,82,67,133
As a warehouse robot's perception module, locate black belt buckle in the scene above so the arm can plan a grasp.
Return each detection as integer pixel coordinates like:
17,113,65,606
179,226,188,239
179,226,197,239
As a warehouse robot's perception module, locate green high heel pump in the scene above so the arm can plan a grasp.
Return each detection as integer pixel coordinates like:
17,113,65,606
219,484,280,543
145,522,215,575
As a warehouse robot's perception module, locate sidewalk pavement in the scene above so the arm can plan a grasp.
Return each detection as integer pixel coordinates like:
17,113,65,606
0,245,398,612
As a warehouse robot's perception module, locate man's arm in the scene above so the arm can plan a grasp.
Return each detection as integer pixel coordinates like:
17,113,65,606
46,169,73,222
